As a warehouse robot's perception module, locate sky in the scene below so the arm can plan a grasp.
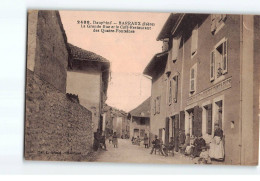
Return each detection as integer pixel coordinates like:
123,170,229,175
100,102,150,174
60,11,170,112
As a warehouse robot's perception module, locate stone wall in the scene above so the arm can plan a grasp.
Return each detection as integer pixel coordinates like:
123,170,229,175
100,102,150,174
33,10,68,93
25,69,93,161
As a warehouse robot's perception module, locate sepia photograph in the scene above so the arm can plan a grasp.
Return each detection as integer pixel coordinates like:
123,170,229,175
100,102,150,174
24,10,260,166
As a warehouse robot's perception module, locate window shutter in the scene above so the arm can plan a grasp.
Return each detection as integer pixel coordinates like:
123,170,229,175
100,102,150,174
210,50,215,81
174,114,179,152
165,118,170,145
211,14,216,34
222,39,228,74
190,69,195,92
169,80,172,105
173,76,178,103
156,96,160,114
207,104,212,135
172,36,181,62
180,111,185,132
191,26,198,56
194,106,202,137
153,99,156,115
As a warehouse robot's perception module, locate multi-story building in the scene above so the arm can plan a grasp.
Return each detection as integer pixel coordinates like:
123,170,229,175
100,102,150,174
129,97,151,140
66,43,110,132
143,13,259,165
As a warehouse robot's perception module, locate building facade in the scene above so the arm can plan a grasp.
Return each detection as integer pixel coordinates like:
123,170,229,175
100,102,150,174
66,44,110,132
129,97,151,140
25,10,93,161
144,13,259,165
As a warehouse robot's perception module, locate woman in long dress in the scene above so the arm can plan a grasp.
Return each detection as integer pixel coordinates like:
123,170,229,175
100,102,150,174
209,123,224,161
112,132,118,148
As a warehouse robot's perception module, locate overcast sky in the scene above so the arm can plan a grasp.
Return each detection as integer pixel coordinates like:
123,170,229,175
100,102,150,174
60,11,169,112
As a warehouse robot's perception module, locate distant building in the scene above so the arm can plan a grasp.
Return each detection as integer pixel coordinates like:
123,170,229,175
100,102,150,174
103,104,129,138
66,43,110,132
129,97,151,140
143,13,259,165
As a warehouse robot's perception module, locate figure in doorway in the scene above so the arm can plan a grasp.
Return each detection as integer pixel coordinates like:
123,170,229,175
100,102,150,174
209,123,224,161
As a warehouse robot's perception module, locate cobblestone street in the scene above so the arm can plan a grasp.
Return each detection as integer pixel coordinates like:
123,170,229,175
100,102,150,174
95,139,195,164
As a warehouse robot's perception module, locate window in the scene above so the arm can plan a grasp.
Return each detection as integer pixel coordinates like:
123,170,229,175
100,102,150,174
191,25,198,57
153,99,156,115
210,38,228,81
211,14,227,35
140,118,145,125
173,76,178,103
205,104,213,135
190,64,197,94
156,96,161,114
169,80,172,105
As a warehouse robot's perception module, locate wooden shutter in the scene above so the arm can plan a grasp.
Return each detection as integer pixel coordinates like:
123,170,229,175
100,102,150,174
173,76,178,103
211,14,216,34
190,68,195,92
193,106,202,137
174,115,179,152
156,96,160,114
165,118,170,145
180,111,185,132
210,50,215,81
159,128,162,141
153,99,156,115
169,80,172,105
207,104,213,135
222,39,228,74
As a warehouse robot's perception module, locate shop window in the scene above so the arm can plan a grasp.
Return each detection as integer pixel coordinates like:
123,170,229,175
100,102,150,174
211,14,227,35
191,25,198,57
210,38,228,82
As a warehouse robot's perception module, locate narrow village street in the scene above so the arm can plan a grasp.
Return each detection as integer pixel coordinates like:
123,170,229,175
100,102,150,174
95,139,195,164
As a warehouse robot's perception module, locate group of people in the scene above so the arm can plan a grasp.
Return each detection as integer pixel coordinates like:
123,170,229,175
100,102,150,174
131,133,149,148
93,129,119,151
149,123,225,164
108,132,119,148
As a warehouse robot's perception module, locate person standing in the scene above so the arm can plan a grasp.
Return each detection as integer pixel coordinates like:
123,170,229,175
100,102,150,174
93,129,101,151
209,123,224,161
112,132,118,148
144,133,149,148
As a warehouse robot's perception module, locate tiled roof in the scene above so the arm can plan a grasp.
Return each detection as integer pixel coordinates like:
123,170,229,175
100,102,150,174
68,43,109,63
129,97,151,118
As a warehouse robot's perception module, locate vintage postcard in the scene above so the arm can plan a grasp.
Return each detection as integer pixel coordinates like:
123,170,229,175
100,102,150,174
24,10,259,165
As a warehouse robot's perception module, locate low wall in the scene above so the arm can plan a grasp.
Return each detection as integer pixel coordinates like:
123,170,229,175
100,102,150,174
25,69,93,161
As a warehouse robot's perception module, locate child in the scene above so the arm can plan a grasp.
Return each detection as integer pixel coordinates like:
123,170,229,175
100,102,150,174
198,146,211,164
112,132,118,148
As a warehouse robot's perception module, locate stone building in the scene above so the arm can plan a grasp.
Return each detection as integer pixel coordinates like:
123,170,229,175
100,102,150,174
128,97,151,140
143,13,259,165
25,10,93,161
66,43,110,132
